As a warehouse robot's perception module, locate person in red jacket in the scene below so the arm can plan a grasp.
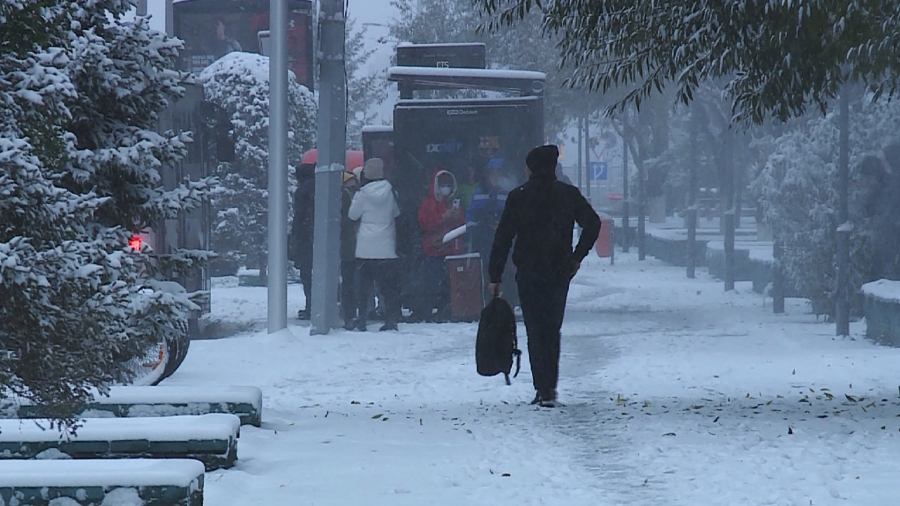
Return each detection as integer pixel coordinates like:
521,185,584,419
417,169,466,322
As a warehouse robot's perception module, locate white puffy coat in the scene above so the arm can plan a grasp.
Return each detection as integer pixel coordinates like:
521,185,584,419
348,179,401,259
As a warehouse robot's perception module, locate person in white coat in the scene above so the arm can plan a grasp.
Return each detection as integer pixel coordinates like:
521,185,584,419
346,158,401,331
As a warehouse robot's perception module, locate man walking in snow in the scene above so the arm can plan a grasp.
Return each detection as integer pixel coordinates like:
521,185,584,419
488,145,601,407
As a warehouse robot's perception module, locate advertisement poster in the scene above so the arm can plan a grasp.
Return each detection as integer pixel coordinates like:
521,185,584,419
173,0,314,90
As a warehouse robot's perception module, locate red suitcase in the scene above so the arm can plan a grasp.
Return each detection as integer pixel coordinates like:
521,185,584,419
445,253,485,322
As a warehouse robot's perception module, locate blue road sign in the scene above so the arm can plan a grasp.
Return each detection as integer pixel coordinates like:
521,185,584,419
590,161,608,181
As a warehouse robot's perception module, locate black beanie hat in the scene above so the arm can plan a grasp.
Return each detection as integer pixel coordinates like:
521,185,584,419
526,145,560,177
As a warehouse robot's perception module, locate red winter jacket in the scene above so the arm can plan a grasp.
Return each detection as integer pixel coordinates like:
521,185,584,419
417,169,466,257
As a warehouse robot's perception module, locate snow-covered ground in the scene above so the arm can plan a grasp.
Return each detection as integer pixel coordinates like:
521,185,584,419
170,252,900,505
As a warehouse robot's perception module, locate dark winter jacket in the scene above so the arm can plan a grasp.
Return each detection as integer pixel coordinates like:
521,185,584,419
466,185,507,254
417,169,466,257
489,173,601,283
290,164,316,263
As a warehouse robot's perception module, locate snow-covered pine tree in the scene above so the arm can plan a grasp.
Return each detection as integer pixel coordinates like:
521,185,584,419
1,0,213,428
199,52,316,273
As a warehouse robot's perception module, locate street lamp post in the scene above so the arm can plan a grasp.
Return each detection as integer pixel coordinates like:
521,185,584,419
267,0,289,333
310,0,346,335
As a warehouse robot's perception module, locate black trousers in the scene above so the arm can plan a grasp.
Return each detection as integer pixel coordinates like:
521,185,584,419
516,268,571,393
355,259,401,326
296,246,313,312
340,259,357,321
422,256,450,319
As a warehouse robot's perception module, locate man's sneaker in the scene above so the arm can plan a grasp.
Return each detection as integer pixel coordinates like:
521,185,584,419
534,389,557,408
379,323,398,332
538,397,556,408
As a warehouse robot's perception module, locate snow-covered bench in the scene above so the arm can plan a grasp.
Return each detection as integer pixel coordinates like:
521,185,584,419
15,385,263,427
862,279,900,347
0,459,204,506
0,414,240,471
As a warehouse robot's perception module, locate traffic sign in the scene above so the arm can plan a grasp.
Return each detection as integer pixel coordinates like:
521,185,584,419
590,161,608,181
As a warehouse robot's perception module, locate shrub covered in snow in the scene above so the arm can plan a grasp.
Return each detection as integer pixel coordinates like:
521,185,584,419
0,1,213,427
198,52,316,272
757,95,900,314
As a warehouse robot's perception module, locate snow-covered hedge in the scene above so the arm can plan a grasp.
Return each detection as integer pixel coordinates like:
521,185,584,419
757,96,900,314
862,279,900,347
861,279,900,304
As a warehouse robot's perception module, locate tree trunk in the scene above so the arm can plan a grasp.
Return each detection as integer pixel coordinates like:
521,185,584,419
721,135,736,291
622,132,631,252
773,238,785,313
623,114,647,260
686,108,700,279
835,84,851,336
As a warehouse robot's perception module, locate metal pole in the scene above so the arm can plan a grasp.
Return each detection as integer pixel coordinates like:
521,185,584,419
165,0,174,37
577,117,583,193
836,85,851,336
622,131,630,252
267,0,289,333
686,110,698,279
137,0,147,16
311,0,346,335
723,137,735,291
584,114,591,201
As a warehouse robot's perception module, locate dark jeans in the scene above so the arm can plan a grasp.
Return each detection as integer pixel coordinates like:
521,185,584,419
422,256,450,319
296,246,313,312
340,259,356,322
355,259,401,326
516,268,571,393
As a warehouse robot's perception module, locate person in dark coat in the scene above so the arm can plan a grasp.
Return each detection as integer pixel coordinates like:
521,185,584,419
340,171,359,323
290,163,316,319
488,145,601,407
467,158,508,302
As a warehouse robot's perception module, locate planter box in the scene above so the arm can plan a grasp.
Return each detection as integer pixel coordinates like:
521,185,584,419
0,414,240,471
14,386,263,427
862,280,900,347
0,459,204,506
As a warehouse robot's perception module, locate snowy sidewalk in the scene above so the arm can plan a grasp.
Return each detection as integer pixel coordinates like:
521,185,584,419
170,252,900,505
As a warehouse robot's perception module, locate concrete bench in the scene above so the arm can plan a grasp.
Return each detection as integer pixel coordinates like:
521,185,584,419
0,459,204,506
0,414,240,471
862,279,900,347
15,385,263,427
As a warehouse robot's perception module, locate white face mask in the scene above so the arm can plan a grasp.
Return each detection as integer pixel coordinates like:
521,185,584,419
439,186,452,197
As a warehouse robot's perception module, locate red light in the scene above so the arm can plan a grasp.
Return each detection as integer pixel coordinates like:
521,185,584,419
128,236,142,251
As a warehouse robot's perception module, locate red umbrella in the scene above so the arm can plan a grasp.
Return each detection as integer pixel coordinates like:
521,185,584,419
300,149,365,172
